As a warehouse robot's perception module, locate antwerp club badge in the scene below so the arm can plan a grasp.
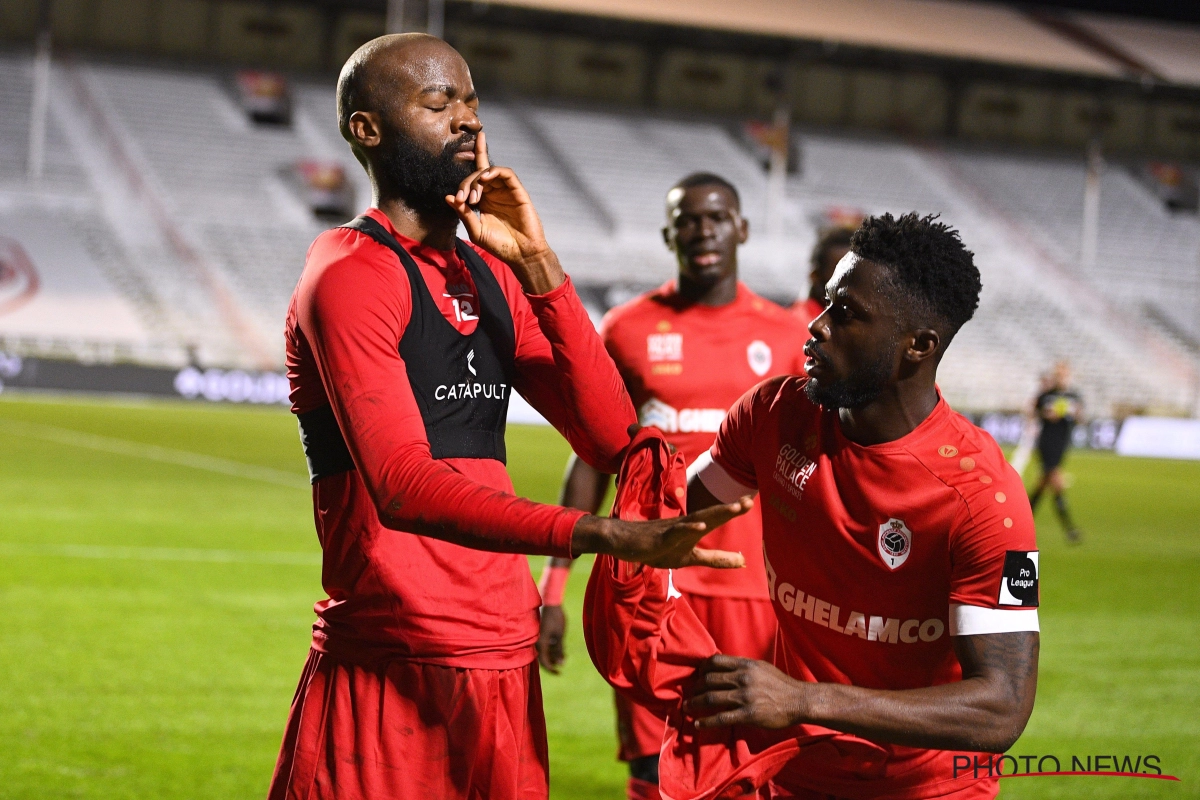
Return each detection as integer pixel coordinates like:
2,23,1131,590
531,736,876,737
878,518,912,570
747,340,772,376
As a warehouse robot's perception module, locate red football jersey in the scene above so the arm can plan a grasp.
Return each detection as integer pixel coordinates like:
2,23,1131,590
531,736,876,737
601,282,807,599
691,377,1039,797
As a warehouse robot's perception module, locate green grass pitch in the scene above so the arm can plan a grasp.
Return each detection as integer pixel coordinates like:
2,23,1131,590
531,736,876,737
0,394,1196,799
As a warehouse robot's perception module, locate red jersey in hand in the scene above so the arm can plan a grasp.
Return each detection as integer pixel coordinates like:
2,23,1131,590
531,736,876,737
601,282,806,600
691,377,1039,798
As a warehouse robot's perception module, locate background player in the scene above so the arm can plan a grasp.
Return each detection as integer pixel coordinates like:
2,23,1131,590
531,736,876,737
537,172,807,800
1028,361,1083,543
270,34,751,800
684,213,1039,799
792,225,854,327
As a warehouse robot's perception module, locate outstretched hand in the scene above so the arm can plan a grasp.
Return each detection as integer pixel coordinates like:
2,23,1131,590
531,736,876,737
444,131,564,294
573,495,755,569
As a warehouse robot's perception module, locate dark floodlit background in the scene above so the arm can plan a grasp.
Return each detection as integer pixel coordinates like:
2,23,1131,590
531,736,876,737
0,0,1197,797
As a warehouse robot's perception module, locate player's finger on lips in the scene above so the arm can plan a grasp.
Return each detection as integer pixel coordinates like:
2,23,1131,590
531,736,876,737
475,130,489,170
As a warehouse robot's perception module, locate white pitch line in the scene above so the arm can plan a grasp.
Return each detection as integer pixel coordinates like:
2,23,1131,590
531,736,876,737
0,418,310,489
0,541,321,565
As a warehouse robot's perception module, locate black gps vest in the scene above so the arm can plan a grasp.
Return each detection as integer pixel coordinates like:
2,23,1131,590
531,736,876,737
298,215,516,483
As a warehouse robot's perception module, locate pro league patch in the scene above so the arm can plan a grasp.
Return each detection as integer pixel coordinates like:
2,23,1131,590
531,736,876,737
998,551,1039,607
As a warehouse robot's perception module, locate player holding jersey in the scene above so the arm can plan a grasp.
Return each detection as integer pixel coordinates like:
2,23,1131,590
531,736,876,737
538,173,806,799
686,213,1039,799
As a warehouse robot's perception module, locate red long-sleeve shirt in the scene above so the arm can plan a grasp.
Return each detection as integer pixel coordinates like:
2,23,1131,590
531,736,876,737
285,208,636,668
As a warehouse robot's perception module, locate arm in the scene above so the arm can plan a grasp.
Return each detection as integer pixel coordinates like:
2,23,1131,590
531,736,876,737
685,632,1039,753
448,133,636,472
538,455,613,672
303,240,750,565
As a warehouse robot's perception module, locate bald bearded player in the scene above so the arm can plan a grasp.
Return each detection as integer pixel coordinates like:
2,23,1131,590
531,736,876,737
268,35,752,800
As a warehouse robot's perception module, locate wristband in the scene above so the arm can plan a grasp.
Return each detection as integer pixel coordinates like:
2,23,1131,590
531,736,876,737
538,564,570,606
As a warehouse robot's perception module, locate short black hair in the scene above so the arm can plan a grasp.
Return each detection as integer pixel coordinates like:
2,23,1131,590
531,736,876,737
811,225,855,269
850,212,981,344
668,172,741,210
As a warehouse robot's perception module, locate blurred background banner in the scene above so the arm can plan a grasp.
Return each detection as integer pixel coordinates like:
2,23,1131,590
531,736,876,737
2,0,1200,420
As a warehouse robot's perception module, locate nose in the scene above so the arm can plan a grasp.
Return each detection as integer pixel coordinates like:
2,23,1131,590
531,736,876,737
808,308,830,341
453,105,482,135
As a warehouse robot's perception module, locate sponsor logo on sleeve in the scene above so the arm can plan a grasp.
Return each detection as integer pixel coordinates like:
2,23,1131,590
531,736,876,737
877,518,912,570
999,550,1039,607
747,340,772,376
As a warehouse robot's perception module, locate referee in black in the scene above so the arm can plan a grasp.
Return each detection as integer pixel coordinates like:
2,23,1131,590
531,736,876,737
1028,361,1083,543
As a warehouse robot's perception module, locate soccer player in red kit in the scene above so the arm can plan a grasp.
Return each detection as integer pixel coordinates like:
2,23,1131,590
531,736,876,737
792,225,853,327
685,213,1040,799
537,173,806,799
268,34,752,800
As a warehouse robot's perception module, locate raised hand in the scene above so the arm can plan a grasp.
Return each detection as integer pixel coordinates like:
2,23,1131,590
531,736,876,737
572,496,755,569
444,131,565,294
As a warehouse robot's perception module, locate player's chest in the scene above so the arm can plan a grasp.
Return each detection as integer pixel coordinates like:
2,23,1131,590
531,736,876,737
754,430,957,581
627,323,779,403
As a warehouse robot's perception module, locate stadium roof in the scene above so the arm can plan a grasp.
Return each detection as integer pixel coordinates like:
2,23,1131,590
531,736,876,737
487,0,1126,78
1071,13,1200,87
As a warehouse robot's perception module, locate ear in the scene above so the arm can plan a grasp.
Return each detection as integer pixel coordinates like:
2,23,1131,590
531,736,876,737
662,225,674,251
736,213,749,245
904,328,940,364
347,110,383,148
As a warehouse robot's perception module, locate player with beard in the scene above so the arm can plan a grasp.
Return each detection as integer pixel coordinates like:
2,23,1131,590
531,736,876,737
269,34,752,800
684,213,1040,799
792,225,854,327
537,173,806,800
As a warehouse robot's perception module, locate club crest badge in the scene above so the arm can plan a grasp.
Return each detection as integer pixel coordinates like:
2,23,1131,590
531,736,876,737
878,518,912,570
747,340,772,376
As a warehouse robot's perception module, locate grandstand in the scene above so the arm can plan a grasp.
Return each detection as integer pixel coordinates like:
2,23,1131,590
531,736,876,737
1,0,1199,415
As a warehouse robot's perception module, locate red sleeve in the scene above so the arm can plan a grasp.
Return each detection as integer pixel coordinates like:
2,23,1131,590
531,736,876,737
708,381,772,490
948,466,1039,610
298,229,583,557
485,248,636,473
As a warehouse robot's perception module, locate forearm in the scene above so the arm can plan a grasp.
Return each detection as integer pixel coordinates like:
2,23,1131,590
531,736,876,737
798,677,1024,753
373,444,583,558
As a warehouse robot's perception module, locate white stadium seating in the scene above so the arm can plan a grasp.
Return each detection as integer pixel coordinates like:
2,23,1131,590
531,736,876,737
0,50,1196,414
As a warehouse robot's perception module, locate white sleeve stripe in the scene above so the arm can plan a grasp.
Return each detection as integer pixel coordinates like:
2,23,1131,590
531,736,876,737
950,604,1040,635
686,451,755,504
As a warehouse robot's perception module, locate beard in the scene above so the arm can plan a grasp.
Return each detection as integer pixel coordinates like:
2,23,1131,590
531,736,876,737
375,128,477,216
803,347,893,410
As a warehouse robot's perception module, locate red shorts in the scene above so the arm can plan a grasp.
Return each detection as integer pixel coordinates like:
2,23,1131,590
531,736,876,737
268,649,549,800
616,593,777,762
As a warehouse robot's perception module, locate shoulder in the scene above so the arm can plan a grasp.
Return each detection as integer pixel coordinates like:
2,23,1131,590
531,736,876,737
741,374,813,417
738,287,810,338
301,226,409,305
905,406,1029,530
599,288,668,340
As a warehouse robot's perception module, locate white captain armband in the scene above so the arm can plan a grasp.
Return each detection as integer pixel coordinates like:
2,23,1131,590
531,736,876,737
949,604,1040,635
687,451,756,504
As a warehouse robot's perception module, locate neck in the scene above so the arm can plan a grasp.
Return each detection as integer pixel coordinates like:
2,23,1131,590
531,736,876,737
677,271,738,307
374,192,460,251
836,376,940,446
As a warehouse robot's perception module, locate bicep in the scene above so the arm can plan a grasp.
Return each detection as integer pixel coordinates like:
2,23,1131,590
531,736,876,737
954,631,1039,715
686,473,722,513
